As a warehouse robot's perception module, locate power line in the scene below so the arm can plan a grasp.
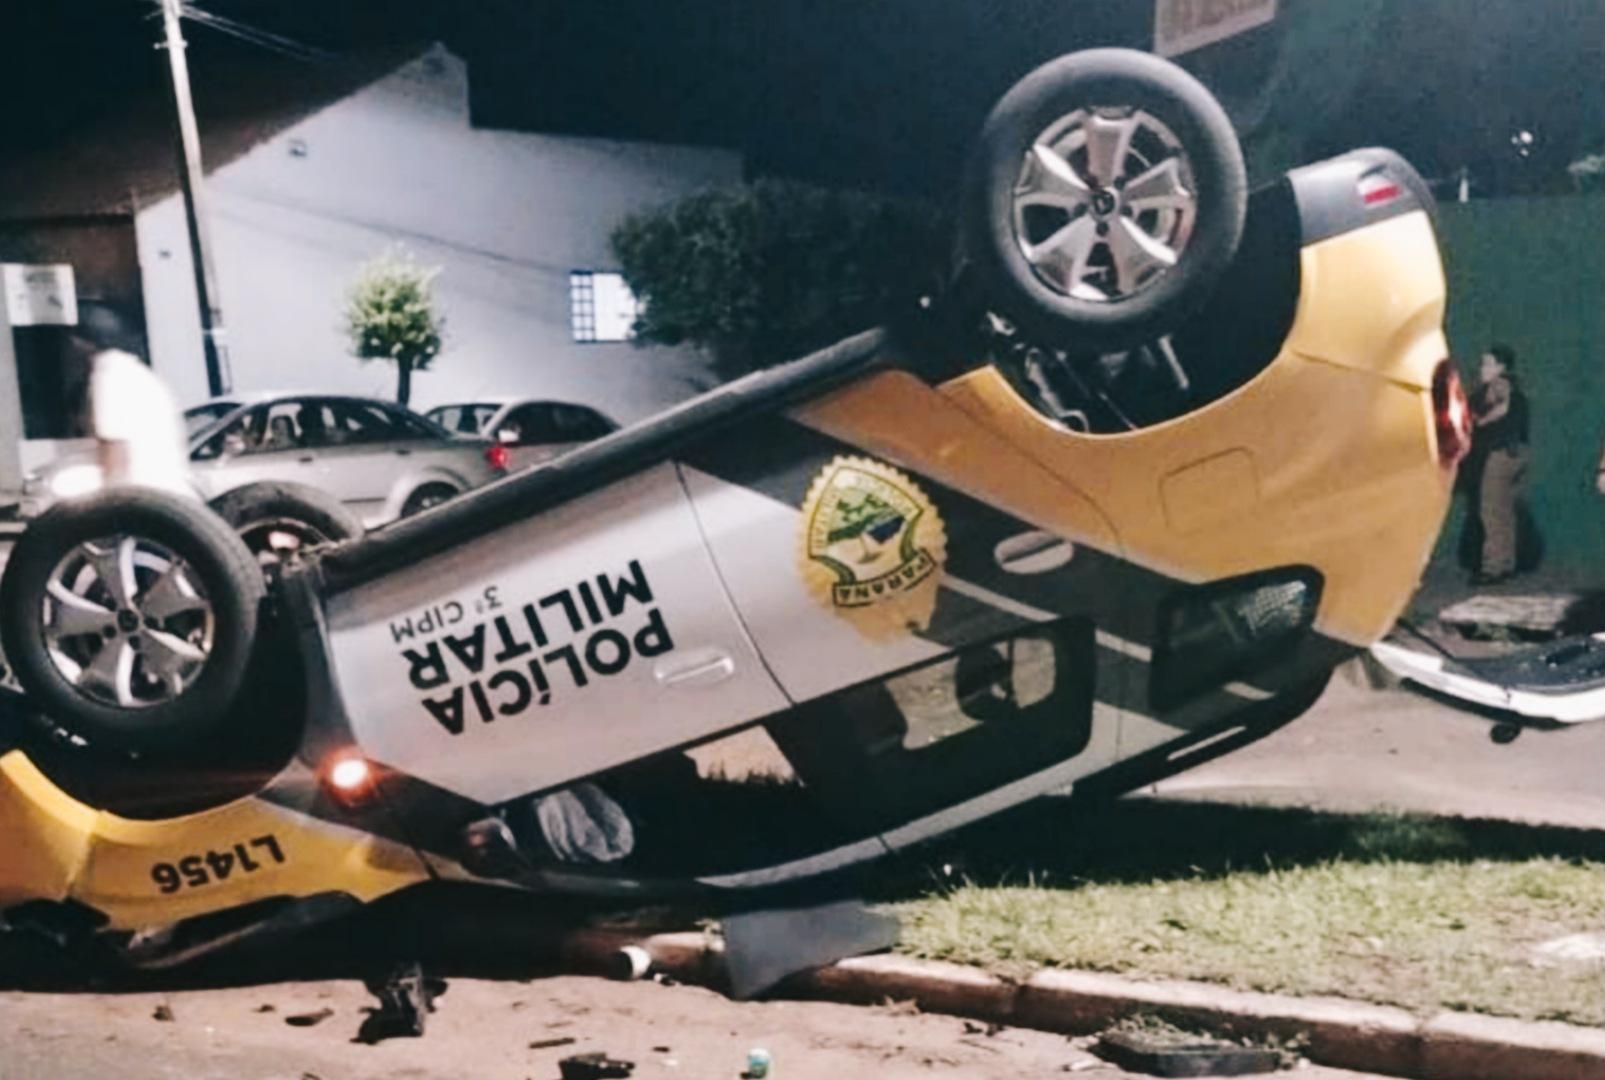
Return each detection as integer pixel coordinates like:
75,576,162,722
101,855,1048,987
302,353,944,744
177,2,341,65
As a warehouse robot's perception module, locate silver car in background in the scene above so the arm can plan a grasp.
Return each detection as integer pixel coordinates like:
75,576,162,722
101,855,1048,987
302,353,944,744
426,398,617,472
26,393,506,525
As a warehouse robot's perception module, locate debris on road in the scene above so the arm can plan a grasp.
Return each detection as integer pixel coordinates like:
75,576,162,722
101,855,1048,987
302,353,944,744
557,1050,635,1079
744,1046,773,1078
151,1004,174,1023
1091,1027,1277,1078
530,1036,580,1050
283,1007,335,1028
355,961,446,1044
722,899,900,1000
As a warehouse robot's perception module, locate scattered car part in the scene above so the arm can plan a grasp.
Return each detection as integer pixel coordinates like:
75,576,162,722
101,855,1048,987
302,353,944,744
1370,625,1605,728
356,961,446,1043
0,488,263,755
1095,1028,1282,1077
558,1052,635,1080
722,899,901,1001
964,48,1247,351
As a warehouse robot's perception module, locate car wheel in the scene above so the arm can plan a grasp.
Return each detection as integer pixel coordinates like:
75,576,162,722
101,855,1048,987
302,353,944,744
209,481,363,577
963,48,1247,351
0,488,264,756
401,483,459,518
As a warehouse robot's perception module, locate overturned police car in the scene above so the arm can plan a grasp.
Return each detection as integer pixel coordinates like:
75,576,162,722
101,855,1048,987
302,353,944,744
0,50,1466,967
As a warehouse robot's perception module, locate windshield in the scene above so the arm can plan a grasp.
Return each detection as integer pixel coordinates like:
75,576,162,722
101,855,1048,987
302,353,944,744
183,401,240,438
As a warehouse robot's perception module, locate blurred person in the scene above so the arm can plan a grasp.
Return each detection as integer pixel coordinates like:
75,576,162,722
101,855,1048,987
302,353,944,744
1468,343,1530,584
64,305,189,498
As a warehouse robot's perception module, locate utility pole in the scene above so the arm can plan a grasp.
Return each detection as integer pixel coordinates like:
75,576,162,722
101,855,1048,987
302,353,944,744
157,0,231,396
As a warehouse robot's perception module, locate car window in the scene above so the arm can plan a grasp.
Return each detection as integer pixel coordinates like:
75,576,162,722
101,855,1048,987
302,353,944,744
381,403,450,440
428,403,499,435
555,405,616,441
498,403,614,445
184,401,239,438
323,400,404,445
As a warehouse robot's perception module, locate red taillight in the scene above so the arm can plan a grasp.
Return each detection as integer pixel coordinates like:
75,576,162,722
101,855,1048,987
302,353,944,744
1358,172,1403,207
1433,360,1472,470
485,443,510,472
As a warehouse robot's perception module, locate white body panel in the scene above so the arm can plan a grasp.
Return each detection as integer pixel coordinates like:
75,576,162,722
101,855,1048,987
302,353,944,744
324,463,789,802
680,466,945,702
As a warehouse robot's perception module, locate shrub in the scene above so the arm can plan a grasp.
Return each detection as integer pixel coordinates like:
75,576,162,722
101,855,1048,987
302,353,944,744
610,179,949,378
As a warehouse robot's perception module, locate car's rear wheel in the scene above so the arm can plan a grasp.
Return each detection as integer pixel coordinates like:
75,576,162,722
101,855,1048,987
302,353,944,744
209,481,363,578
0,488,263,755
401,482,459,518
963,48,1247,351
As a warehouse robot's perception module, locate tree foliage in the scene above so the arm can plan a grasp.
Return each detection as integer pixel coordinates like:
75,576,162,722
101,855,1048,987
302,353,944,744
610,180,949,378
344,247,445,405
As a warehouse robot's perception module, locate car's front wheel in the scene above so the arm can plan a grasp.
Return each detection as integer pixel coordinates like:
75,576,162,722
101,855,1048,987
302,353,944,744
963,48,1247,352
0,488,264,755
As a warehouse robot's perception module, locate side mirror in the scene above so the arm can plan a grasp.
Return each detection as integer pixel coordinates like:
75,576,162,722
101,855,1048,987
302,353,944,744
222,433,248,458
496,428,519,445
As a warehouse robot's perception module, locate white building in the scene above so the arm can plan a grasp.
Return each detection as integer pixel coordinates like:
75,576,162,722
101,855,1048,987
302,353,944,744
0,44,740,485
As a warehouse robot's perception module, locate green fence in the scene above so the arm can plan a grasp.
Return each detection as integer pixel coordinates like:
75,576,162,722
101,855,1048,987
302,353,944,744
1430,195,1605,577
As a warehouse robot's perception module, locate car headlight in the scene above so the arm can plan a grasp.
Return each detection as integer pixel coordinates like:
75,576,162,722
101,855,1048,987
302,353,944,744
49,463,106,500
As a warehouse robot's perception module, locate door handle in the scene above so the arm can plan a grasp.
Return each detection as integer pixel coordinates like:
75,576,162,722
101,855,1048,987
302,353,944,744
298,455,316,464
654,648,736,689
395,448,412,456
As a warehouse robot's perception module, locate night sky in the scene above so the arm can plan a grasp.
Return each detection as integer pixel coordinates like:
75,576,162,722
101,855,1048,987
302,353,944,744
1,1,1600,199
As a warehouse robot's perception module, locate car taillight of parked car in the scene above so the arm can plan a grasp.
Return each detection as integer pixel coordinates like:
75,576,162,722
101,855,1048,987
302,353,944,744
485,443,510,472
1433,359,1472,471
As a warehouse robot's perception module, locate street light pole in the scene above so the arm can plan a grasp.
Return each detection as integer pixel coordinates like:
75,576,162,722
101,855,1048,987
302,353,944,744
156,0,231,396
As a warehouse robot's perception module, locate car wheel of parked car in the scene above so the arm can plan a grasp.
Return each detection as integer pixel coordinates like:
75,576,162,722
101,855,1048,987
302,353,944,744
0,488,264,756
209,481,364,577
401,483,459,517
963,48,1247,352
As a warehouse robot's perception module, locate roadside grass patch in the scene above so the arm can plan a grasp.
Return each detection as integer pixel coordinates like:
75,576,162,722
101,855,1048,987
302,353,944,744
882,798,1605,1026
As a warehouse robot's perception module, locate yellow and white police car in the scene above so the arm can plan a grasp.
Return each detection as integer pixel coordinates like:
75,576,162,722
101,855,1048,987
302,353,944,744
0,50,1465,966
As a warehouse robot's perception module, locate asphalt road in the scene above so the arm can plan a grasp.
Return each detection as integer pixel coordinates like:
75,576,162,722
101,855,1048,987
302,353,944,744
1154,664,1605,829
0,976,1392,1080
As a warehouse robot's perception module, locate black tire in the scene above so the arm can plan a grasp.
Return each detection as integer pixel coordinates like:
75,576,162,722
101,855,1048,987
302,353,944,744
209,481,363,571
963,48,1247,351
0,488,264,755
401,482,459,518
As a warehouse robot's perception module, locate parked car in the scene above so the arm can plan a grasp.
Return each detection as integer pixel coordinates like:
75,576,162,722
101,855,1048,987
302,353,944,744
0,50,1465,969
427,398,618,471
22,392,507,526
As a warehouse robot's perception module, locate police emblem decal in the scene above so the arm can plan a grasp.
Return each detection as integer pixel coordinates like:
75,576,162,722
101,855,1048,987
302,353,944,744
799,456,947,635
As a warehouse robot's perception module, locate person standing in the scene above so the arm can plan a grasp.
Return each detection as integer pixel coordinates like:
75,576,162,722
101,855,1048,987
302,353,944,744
1469,344,1530,584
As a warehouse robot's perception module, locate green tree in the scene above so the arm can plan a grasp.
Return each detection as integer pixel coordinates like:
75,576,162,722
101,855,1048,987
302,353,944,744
610,179,949,379
343,247,445,406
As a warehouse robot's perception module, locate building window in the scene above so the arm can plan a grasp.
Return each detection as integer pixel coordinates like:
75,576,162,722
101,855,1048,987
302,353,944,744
569,271,639,343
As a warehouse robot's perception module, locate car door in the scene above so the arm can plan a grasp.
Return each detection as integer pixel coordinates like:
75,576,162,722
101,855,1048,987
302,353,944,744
321,462,789,804
310,398,424,518
188,399,333,498
678,371,1128,844
386,402,493,490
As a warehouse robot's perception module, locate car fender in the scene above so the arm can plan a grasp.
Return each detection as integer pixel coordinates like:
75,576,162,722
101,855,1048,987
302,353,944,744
382,463,473,521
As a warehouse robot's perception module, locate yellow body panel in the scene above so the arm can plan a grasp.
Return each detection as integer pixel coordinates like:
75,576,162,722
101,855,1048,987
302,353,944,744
932,212,1450,645
0,752,97,909
794,372,1123,557
0,751,428,931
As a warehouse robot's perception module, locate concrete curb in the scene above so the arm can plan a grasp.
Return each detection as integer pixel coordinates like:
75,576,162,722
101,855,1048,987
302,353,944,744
563,929,1605,1080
